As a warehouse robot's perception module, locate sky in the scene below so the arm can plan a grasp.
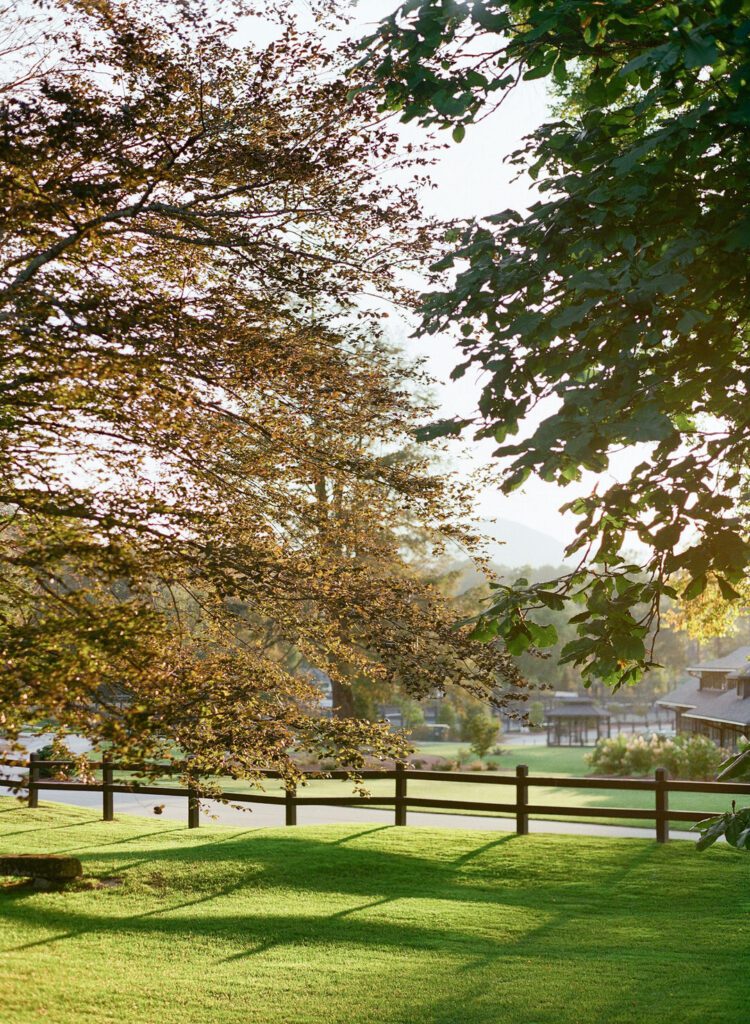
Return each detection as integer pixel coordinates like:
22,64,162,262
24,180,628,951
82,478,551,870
247,1,646,565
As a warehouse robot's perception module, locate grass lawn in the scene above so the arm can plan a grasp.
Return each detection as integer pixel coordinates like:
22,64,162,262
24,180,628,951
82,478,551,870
415,740,590,775
1,799,748,1024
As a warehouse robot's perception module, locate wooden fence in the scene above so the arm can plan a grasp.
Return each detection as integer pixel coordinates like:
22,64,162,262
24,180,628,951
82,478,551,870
3,755,750,842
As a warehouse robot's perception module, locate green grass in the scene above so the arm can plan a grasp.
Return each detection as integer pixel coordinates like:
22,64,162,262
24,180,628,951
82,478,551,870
415,740,590,775
1,799,748,1023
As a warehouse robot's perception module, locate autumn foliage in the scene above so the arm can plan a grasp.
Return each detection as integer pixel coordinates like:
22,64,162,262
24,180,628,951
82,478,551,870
0,0,523,783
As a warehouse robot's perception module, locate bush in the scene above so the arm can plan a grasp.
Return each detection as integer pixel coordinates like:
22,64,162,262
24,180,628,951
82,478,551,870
410,723,452,742
586,733,728,780
33,742,74,779
656,735,725,781
586,734,631,775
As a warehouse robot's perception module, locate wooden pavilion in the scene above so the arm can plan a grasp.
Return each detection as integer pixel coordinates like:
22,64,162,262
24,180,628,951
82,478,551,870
546,695,611,747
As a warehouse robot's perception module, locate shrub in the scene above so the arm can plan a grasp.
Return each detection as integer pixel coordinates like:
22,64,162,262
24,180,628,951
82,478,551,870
33,743,73,779
655,735,726,781
625,735,654,776
586,733,727,780
585,734,631,775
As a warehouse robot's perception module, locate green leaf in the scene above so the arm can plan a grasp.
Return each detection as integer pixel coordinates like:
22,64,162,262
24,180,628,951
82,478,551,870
469,618,499,643
684,34,719,70
414,418,470,442
611,634,645,661
693,816,729,851
718,749,750,781
682,574,708,601
505,628,532,655
717,577,742,602
527,621,558,648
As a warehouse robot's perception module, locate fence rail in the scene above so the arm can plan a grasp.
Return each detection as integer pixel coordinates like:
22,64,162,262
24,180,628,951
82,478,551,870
3,756,750,841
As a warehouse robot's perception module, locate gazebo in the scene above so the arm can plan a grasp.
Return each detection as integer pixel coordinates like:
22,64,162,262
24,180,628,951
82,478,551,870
546,695,611,746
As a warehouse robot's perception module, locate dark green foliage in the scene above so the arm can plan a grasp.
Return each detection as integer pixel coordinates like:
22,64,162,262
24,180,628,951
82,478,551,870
693,806,750,851
361,1,750,688
693,740,750,850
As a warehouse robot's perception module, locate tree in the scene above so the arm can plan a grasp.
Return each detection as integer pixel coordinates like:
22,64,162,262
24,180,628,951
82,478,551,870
665,572,750,643
463,707,498,760
0,0,525,786
359,0,750,689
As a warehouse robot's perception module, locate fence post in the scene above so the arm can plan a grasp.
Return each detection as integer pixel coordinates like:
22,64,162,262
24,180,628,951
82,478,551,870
102,754,114,822
28,752,39,809
285,783,297,827
516,764,529,836
188,782,200,829
395,762,407,826
655,767,668,843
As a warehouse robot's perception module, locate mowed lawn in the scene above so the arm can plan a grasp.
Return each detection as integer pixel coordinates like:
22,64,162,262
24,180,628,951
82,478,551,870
1,799,748,1024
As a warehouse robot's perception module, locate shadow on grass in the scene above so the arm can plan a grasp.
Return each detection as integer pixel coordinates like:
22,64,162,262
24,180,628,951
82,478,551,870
1,819,749,1023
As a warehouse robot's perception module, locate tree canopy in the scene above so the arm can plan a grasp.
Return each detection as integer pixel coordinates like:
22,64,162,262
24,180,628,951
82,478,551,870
360,0,750,688
0,0,523,783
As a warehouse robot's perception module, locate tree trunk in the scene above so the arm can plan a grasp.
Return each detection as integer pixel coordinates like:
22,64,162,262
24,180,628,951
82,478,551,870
331,677,356,719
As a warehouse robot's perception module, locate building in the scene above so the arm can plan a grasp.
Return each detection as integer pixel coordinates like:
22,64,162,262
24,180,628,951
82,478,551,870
545,693,611,747
656,646,750,749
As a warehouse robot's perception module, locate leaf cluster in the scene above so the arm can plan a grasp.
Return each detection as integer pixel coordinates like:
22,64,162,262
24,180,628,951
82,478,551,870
361,0,750,687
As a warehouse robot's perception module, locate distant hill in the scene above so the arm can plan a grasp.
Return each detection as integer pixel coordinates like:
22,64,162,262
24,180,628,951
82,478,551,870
437,519,570,593
478,518,568,569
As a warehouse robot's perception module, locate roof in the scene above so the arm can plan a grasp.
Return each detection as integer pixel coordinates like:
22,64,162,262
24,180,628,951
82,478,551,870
656,677,750,728
547,697,609,719
656,678,702,710
687,646,750,676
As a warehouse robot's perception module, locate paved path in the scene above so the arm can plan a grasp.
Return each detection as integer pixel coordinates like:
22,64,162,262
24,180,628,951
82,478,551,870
25,787,698,842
